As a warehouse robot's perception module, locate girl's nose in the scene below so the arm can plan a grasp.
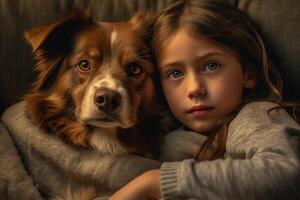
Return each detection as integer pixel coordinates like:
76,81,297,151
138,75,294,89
187,74,206,99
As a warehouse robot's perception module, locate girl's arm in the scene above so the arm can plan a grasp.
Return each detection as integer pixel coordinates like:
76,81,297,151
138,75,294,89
108,128,207,200
160,101,300,199
110,101,300,200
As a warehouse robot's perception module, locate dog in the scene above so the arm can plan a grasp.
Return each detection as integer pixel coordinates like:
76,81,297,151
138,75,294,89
24,10,167,198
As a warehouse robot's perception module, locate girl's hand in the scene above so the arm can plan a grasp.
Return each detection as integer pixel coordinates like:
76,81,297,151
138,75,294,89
108,169,161,200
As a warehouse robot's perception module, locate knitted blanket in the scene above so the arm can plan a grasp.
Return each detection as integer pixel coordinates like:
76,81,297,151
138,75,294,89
0,122,42,200
0,101,207,199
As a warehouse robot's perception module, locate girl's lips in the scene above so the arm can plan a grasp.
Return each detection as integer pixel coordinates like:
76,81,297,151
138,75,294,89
186,105,214,116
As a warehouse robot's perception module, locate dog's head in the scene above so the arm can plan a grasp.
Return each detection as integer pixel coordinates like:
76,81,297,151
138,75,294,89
25,11,162,148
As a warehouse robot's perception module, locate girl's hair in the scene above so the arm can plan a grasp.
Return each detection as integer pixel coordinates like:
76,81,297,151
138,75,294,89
153,0,294,161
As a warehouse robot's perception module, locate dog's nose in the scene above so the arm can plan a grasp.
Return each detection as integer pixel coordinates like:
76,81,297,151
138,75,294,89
94,88,121,112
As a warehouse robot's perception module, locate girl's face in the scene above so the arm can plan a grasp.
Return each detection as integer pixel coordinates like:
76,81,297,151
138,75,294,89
158,29,255,133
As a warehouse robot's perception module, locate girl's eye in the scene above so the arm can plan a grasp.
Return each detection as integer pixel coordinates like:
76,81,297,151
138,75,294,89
127,63,143,77
168,70,184,79
77,60,91,72
203,62,220,72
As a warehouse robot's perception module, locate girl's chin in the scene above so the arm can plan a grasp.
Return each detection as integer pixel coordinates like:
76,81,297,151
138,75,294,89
187,120,222,134
188,124,215,134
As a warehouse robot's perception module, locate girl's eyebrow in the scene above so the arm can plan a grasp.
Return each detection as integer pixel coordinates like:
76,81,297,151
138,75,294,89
196,52,224,60
159,61,183,70
159,52,224,69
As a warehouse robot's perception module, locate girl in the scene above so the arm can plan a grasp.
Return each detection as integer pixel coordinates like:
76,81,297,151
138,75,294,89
109,0,300,199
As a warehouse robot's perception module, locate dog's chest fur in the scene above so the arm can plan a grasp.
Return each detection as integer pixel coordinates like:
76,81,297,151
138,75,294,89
88,127,129,154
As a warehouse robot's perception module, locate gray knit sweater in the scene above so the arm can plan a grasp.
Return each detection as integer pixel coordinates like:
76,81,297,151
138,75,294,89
159,101,300,200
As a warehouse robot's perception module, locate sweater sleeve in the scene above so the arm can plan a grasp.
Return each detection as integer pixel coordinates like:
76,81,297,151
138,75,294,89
159,128,207,162
160,101,300,200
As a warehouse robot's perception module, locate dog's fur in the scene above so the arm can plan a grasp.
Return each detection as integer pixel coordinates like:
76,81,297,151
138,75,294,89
24,10,166,160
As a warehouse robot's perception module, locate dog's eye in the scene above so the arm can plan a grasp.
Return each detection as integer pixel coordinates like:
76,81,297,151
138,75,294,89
127,63,143,77
77,60,91,72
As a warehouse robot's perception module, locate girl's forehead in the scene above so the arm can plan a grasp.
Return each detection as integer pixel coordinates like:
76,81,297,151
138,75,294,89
157,29,240,67
160,29,224,54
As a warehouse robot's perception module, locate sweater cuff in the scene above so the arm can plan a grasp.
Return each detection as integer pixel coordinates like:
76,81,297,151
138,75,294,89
160,161,182,199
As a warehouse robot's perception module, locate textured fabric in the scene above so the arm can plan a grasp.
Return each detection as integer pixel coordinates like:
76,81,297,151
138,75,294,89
159,128,207,162
160,101,300,200
0,123,43,200
1,101,161,199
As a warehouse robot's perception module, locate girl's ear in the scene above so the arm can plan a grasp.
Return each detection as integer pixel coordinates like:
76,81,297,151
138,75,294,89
243,68,257,89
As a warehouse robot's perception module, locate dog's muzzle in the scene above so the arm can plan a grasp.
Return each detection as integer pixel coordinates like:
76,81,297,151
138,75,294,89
79,77,133,128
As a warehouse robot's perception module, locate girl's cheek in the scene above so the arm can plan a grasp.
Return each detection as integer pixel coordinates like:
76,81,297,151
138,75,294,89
210,78,243,103
162,83,176,102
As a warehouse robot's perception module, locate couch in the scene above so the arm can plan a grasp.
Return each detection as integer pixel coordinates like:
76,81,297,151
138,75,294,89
0,0,299,199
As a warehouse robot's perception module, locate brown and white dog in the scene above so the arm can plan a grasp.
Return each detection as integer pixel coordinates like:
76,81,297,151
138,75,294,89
24,10,165,159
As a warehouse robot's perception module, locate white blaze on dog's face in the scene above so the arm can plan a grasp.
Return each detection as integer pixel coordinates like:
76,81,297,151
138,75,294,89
69,19,155,129
80,72,131,128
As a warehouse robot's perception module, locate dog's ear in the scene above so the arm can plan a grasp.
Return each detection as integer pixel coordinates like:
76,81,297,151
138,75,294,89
24,10,92,54
25,21,61,52
130,12,156,44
